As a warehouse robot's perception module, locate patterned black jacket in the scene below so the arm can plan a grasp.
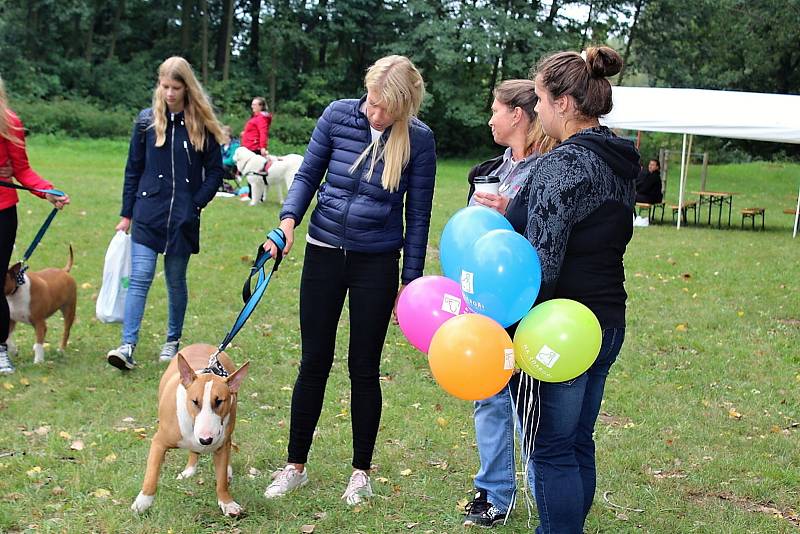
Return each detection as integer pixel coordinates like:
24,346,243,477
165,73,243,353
520,126,639,328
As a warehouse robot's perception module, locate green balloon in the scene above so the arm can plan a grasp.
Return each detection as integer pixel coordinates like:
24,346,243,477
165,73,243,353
513,299,602,383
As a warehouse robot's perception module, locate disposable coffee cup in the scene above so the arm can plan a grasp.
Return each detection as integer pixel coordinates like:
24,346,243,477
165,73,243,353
473,175,501,195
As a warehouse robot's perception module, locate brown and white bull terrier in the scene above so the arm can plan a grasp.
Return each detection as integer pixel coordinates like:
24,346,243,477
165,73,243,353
3,246,76,364
131,343,249,516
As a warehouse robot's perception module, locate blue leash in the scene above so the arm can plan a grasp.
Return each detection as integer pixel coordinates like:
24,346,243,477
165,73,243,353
204,228,286,377
0,181,67,283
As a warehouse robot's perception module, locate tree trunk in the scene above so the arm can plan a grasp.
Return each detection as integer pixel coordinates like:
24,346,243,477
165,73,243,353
545,0,560,25
84,3,96,63
215,0,233,73
107,0,126,61
580,0,594,50
618,0,644,85
317,0,329,67
249,0,262,69
222,0,235,81
181,0,193,59
199,0,209,83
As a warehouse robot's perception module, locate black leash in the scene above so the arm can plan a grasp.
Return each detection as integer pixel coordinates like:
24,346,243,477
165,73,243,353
0,180,67,284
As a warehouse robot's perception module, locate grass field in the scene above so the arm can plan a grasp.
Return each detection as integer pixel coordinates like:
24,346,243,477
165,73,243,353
0,136,798,533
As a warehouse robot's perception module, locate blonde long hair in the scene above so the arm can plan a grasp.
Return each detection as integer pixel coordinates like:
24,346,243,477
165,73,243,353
151,57,223,150
350,55,425,193
0,76,22,146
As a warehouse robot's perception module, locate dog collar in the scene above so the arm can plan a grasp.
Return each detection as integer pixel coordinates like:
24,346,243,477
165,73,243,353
199,360,229,378
10,265,28,294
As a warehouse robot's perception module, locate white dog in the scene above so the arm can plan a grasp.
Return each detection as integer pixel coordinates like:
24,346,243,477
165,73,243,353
233,147,303,206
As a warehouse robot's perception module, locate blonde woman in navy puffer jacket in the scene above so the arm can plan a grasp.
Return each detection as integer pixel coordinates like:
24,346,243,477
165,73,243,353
261,55,436,506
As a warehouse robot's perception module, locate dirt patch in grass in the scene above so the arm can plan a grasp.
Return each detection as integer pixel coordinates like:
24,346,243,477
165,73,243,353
777,318,800,327
689,490,800,527
598,411,632,427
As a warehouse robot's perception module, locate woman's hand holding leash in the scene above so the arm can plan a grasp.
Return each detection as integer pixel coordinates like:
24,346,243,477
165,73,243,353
46,193,70,210
472,192,510,215
262,218,295,258
115,217,131,233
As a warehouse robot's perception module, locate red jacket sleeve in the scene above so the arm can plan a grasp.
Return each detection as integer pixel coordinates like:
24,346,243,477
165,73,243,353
4,112,52,197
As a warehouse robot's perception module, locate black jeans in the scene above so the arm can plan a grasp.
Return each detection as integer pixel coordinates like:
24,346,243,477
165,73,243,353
288,243,399,471
0,206,18,343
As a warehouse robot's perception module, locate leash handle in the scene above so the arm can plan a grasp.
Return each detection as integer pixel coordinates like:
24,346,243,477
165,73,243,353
0,180,66,197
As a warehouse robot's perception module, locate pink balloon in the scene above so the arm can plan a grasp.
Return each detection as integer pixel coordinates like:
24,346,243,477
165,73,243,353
397,276,469,353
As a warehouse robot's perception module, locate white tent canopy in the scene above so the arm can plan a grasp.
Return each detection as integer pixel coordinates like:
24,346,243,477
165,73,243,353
600,86,800,237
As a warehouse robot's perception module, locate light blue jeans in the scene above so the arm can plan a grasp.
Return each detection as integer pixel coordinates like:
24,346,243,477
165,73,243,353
473,376,535,513
121,240,190,345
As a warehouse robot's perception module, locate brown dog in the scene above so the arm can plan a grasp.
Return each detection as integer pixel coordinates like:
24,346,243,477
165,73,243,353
131,343,249,516
3,246,76,364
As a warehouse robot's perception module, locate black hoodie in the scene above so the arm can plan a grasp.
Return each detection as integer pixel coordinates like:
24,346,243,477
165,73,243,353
521,126,639,329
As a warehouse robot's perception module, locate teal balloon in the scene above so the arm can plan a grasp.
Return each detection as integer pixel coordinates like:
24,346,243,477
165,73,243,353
459,229,541,327
440,206,513,282
513,299,602,382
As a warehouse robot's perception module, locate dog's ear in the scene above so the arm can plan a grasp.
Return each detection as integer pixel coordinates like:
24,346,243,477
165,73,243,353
226,361,249,393
8,262,22,277
176,353,196,387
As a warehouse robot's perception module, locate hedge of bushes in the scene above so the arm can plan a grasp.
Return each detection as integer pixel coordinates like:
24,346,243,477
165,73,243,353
11,98,316,150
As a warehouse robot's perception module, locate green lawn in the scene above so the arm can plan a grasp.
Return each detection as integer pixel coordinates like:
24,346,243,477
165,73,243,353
0,137,798,533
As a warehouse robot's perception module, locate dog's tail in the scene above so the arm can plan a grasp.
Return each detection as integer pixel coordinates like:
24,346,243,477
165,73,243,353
63,244,74,272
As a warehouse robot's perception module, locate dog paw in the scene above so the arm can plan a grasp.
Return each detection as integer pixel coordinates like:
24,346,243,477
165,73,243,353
219,499,243,517
131,492,154,513
33,344,45,364
176,466,197,480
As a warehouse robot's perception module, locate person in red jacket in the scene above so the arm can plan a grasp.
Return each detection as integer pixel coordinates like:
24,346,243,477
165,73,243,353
0,75,70,375
240,96,272,157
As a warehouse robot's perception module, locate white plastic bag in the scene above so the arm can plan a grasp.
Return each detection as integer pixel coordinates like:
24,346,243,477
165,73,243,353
96,231,131,323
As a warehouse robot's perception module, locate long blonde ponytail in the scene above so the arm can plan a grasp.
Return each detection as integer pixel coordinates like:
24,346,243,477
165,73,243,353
350,55,425,192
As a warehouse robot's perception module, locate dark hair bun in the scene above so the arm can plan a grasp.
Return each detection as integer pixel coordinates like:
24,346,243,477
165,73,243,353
585,46,623,78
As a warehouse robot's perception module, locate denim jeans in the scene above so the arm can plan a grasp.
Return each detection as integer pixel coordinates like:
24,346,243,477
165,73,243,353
521,327,625,534
473,375,537,513
121,240,190,345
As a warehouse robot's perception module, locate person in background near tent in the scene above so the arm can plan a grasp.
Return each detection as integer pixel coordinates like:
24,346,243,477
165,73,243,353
259,55,436,507
106,56,223,370
462,79,556,528
635,158,663,204
0,74,70,375
516,46,638,533
241,96,272,157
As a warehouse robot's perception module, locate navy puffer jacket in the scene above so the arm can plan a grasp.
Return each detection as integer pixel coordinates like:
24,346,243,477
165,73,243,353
121,108,223,256
280,96,437,284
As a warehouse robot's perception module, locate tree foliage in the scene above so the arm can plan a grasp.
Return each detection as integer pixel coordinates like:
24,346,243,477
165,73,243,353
0,0,797,156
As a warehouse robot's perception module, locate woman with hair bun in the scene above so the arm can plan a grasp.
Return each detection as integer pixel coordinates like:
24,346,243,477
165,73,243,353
260,55,436,506
515,45,640,532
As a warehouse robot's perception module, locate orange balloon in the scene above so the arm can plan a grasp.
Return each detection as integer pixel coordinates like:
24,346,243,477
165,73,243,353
428,314,514,401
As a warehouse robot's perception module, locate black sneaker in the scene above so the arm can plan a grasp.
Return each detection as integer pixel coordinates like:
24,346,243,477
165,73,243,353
463,489,507,528
107,343,137,370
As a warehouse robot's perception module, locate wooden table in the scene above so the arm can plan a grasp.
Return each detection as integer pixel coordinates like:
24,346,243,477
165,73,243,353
692,191,735,228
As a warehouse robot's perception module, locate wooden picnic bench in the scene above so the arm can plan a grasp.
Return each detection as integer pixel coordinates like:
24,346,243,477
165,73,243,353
740,207,765,230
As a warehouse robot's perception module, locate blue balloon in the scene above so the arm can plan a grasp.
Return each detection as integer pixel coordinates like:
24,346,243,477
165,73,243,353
459,229,542,327
440,206,514,282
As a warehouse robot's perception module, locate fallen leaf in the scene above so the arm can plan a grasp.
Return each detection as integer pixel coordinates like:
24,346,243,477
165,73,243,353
400,469,412,476
80,282,93,289
737,310,745,317
313,511,327,520
436,417,448,427
375,476,389,483
91,488,112,499
19,378,29,386
300,525,315,533
104,453,117,463
3,382,13,391
26,466,42,477
122,417,135,423
59,431,71,440
70,440,84,451
675,324,688,332
3,492,24,501
728,408,743,420
132,427,146,433
406,523,420,529
51,486,65,495
34,426,50,436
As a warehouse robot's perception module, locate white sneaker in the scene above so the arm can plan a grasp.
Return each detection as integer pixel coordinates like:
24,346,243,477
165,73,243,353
159,340,180,362
341,469,373,506
633,215,650,227
263,465,308,498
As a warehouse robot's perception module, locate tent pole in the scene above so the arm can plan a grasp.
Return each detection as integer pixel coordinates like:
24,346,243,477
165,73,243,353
793,184,800,239
677,134,687,229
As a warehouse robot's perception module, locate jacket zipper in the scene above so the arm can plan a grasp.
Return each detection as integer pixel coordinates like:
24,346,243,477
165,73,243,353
340,121,373,252
164,112,177,254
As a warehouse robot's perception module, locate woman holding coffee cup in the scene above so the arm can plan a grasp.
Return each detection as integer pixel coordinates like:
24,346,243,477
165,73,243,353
463,79,556,527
